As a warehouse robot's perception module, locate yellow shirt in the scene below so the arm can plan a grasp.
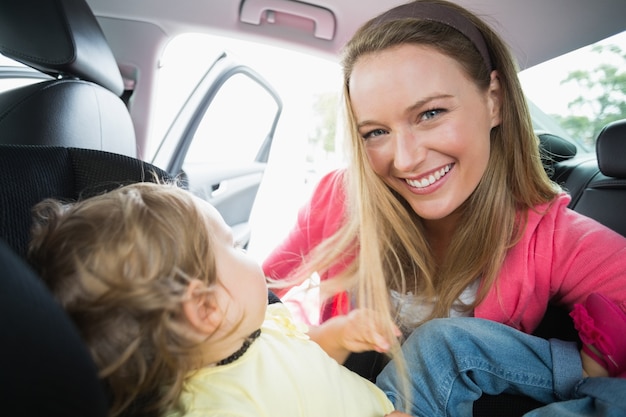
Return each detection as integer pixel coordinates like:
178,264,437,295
176,303,394,417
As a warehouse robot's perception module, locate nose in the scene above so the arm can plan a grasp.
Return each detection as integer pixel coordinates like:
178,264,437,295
393,127,426,171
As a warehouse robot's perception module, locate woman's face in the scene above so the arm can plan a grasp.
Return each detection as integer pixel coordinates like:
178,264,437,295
349,44,501,222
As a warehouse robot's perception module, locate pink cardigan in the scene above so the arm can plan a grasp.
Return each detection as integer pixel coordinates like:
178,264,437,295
263,169,626,331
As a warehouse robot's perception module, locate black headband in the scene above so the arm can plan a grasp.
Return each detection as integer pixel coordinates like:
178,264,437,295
371,2,494,72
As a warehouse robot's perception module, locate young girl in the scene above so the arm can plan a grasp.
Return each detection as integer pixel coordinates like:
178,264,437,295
28,182,624,417
27,181,398,417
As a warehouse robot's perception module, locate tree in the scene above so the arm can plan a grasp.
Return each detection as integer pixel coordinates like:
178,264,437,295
553,44,626,146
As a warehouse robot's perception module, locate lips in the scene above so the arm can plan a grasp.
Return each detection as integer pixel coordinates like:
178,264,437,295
405,163,452,189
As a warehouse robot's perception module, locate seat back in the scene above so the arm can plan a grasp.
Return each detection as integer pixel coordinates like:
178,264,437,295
569,119,626,237
0,237,109,416
0,0,136,156
0,145,175,259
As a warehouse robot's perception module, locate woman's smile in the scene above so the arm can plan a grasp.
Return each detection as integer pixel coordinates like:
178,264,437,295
404,163,453,190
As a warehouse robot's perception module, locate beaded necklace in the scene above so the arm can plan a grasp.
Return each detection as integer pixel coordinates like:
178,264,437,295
215,329,261,366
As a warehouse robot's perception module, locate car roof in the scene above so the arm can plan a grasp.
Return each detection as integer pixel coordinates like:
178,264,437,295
86,0,626,70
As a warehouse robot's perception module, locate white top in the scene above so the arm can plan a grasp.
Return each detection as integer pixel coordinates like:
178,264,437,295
391,280,479,335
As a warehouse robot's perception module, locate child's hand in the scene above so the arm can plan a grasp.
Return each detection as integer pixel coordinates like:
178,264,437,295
338,309,401,353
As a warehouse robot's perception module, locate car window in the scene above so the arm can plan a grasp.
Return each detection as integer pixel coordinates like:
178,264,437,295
148,35,228,159
0,54,50,93
151,33,343,262
519,30,626,152
183,73,278,166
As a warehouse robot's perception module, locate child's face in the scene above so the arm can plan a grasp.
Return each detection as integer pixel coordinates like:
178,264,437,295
198,197,268,331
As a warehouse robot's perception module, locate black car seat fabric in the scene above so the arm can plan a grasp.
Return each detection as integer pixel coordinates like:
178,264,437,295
538,131,578,181
570,119,626,237
0,0,137,156
0,237,108,417
0,145,176,259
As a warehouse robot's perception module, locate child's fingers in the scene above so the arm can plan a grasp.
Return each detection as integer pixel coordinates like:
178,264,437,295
342,309,401,352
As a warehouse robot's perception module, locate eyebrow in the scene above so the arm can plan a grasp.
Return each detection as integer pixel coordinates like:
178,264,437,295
356,93,453,129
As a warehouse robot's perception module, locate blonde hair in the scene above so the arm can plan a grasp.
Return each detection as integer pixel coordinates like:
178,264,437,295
296,0,558,346
28,182,218,417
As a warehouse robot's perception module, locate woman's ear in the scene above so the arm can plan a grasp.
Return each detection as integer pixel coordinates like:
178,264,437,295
487,70,503,128
182,279,221,335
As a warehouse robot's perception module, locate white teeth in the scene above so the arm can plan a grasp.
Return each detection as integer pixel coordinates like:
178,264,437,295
406,164,452,189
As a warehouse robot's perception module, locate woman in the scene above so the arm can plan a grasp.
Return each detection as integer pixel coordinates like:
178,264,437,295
265,0,626,414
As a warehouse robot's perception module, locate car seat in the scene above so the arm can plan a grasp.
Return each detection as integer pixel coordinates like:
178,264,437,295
568,118,626,237
0,145,176,260
0,0,137,156
0,236,109,416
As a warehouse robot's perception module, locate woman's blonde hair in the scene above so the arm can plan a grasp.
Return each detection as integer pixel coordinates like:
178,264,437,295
28,181,218,417
296,0,558,345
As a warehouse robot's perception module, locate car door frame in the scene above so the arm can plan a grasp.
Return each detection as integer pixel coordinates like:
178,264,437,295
151,51,283,248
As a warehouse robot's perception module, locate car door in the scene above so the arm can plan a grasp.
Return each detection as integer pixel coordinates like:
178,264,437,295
151,51,282,249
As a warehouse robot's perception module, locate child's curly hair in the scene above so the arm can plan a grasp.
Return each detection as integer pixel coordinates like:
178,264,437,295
28,182,218,417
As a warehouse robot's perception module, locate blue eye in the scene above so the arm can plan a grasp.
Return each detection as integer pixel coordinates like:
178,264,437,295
362,128,388,140
421,109,444,121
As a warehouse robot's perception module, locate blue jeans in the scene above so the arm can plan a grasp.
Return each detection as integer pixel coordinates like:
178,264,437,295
375,317,626,417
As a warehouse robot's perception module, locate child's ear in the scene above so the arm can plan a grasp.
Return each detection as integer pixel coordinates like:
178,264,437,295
182,279,221,335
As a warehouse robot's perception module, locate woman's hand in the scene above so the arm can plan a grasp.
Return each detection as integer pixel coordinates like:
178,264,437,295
307,308,401,363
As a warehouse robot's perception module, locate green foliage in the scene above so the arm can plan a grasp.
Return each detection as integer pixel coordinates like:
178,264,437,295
554,44,626,146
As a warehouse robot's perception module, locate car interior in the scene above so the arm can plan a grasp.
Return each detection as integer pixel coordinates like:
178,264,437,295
0,0,624,415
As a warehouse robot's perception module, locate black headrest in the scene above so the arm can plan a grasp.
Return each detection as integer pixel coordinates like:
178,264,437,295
538,132,577,163
0,145,177,259
0,0,123,96
596,119,626,178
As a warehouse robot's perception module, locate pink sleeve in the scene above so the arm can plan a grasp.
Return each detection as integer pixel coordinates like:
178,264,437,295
477,194,626,331
262,169,347,293
547,199,626,311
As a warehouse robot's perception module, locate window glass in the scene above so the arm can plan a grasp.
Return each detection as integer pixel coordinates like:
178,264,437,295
0,54,26,67
0,54,49,93
519,30,626,151
149,35,226,158
183,73,278,167
146,33,343,262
